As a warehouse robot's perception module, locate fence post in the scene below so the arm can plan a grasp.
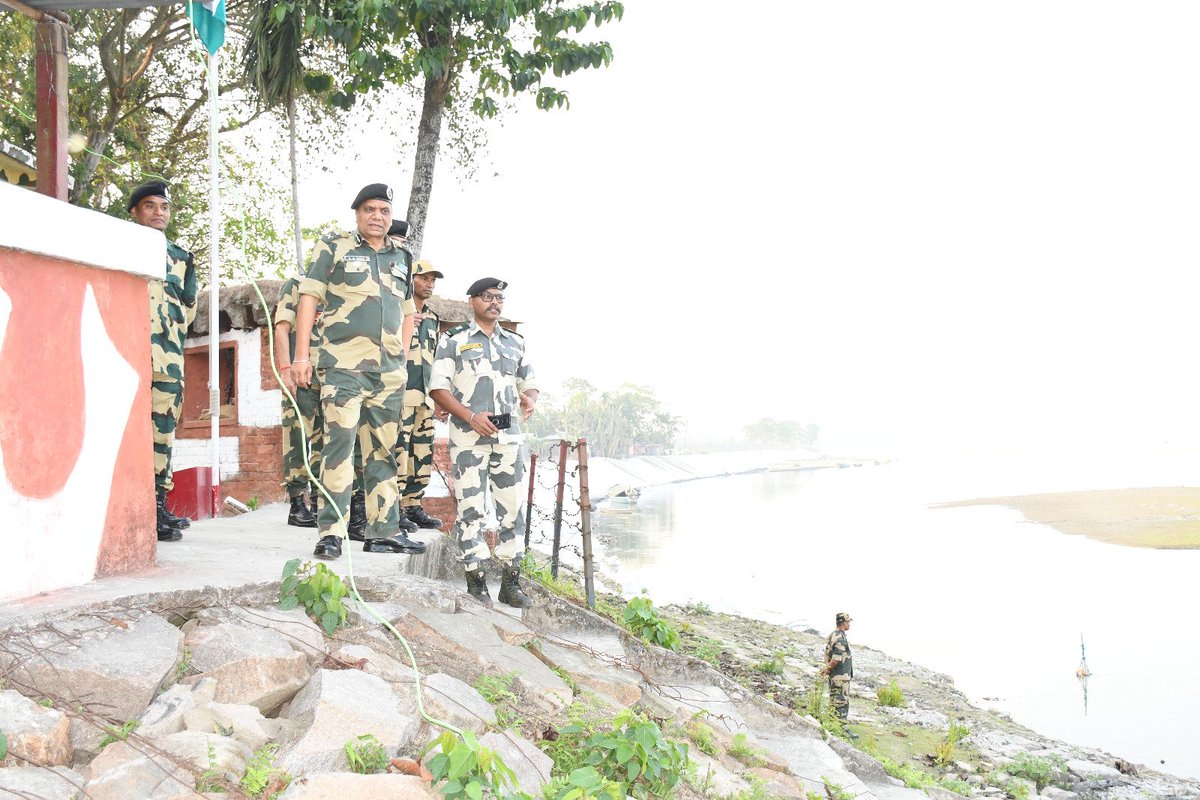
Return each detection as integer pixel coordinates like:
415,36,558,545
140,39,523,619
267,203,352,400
576,438,595,609
523,452,538,553
550,439,568,579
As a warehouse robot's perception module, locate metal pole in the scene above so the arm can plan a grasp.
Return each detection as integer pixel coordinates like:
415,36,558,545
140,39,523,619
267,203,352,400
577,438,595,609
523,452,538,553
207,49,222,516
550,439,568,579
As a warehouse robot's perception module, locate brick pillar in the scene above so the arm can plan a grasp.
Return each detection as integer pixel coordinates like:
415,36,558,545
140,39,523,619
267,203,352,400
34,18,68,201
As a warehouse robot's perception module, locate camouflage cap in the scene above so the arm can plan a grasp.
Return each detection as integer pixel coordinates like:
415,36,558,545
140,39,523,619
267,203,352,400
351,183,393,209
388,219,409,238
836,612,853,625
466,277,506,296
127,181,170,211
413,259,444,279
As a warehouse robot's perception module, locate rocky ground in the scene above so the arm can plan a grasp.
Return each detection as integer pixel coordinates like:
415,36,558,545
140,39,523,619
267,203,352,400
0,527,1196,800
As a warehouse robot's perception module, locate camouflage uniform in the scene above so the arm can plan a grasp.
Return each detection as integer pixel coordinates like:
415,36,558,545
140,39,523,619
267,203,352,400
275,278,325,497
299,231,415,539
429,321,537,569
150,241,198,492
824,624,854,723
398,300,441,508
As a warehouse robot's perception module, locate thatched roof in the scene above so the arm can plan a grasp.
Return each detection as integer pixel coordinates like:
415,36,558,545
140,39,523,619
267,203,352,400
188,281,518,337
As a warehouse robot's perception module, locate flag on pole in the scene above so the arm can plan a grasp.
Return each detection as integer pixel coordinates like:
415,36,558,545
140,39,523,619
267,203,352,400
187,0,226,55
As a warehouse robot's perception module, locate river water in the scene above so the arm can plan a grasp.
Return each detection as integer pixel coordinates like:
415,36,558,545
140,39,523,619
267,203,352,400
586,449,1200,781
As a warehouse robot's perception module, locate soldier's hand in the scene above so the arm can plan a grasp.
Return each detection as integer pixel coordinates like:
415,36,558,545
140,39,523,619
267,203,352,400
434,407,449,423
277,364,296,393
293,361,313,387
520,393,536,421
412,311,424,324
468,411,499,436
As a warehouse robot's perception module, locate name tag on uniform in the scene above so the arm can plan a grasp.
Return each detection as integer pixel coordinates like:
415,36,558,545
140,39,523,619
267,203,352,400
458,342,483,354
345,255,369,262
390,264,408,278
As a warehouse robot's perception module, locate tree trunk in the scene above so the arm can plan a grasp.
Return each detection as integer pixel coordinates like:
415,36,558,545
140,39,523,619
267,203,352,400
405,72,450,258
288,96,303,272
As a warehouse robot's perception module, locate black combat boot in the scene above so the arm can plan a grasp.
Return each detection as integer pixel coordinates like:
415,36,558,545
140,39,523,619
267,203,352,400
313,534,342,560
287,494,317,527
347,491,367,542
307,483,320,516
497,566,532,609
464,569,493,606
406,506,443,529
156,493,182,542
157,489,189,529
396,508,418,534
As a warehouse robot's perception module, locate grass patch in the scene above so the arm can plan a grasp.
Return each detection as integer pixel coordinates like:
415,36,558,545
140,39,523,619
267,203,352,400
876,680,905,707
473,672,523,729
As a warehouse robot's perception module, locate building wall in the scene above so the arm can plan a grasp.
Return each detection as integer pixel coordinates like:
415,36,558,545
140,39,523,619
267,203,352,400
0,182,164,602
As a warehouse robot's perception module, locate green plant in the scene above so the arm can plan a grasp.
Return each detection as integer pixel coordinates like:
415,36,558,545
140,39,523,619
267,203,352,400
241,743,291,798
544,766,624,800
1002,779,1030,800
176,647,193,681
686,601,712,616
685,636,723,665
727,733,763,768
98,719,139,750
940,776,973,796
685,718,719,758
579,709,688,798
344,734,389,775
948,721,970,743
473,672,523,729
279,558,350,635
623,596,680,652
876,680,905,707
754,652,785,676
1005,752,1067,792
821,777,854,800
196,742,225,792
731,773,781,800
934,739,956,767
877,755,935,790
798,680,844,738
36,697,54,708
521,553,584,601
424,730,529,800
0,731,7,760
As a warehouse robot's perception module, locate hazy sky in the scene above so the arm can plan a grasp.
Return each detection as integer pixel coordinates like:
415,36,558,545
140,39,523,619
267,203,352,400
297,2,1200,455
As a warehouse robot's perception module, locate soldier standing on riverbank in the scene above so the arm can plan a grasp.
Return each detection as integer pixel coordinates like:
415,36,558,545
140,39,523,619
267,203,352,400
822,611,856,738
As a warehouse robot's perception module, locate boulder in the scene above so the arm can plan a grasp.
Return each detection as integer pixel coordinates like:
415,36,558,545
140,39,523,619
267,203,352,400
279,772,436,799
0,690,71,767
195,605,327,664
478,731,552,798
183,702,283,751
412,673,496,734
533,637,642,707
186,622,308,713
139,677,217,739
0,766,86,799
82,740,196,800
158,730,254,784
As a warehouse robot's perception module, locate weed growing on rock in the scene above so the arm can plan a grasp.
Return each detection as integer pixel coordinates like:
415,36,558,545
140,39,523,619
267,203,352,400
935,721,971,766
279,559,349,635
820,777,855,800
521,553,584,602
727,733,764,768
873,753,935,790
195,743,224,792
730,773,780,800
754,652,786,675
798,680,844,738
623,596,680,652
1005,752,1067,792
36,697,54,708
97,719,139,750
877,680,905,707
940,776,973,796
473,672,524,729
577,709,688,798
344,734,389,774
685,715,719,757
424,730,525,800
0,732,7,760
241,743,290,798
543,765,624,800
175,646,192,681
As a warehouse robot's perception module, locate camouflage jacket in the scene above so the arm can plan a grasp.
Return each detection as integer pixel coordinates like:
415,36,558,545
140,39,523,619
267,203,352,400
429,321,537,449
298,231,416,373
149,240,198,378
824,630,853,678
404,301,441,405
274,277,323,362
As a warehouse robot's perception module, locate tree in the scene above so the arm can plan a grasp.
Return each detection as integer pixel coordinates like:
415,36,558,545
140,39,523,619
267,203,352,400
742,419,820,450
530,379,680,458
307,0,625,255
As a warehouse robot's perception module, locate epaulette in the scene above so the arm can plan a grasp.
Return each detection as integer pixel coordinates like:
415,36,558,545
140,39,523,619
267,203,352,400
500,326,523,339
167,240,192,260
321,230,352,245
444,322,470,337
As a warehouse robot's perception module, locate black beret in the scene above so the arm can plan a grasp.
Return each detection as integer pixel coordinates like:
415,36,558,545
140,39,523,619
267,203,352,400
388,219,409,238
466,277,507,296
351,183,394,210
127,181,170,212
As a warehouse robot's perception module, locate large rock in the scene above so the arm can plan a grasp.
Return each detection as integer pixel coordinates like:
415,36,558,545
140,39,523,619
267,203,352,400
195,605,327,664
279,772,437,799
411,673,496,735
752,729,870,799
82,740,196,800
0,766,85,799
477,731,553,798
0,613,182,750
183,702,284,751
533,636,642,707
139,677,217,739
158,730,254,784
0,690,71,767
185,622,308,713
332,643,414,684
279,669,419,775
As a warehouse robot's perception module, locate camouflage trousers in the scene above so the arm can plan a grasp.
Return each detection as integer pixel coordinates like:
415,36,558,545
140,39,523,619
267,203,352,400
281,383,323,498
151,373,184,492
315,368,404,539
450,442,526,570
828,674,851,722
396,402,434,507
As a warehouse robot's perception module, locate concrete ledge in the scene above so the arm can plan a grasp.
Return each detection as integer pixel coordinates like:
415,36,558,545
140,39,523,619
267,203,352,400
0,182,164,281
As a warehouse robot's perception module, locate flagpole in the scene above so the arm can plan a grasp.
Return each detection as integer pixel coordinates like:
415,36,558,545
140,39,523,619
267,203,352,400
207,46,221,516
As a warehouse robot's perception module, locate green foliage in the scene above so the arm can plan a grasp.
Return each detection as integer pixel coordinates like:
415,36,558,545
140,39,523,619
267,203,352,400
577,709,688,799
424,730,528,800
948,721,970,743
934,738,956,767
1002,779,1030,800
0,731,6,760
873,754,935,790
36,698,54,708
798,680,844,738
685,601,712,616
521,554,584,601
1005,752,1067,791
279,559,350,635
623,596,680,652
876,680,905,707
729,773,781,800
528,380,680,458
543,766,624,800
685,636,723,666
685,717,719,758
247,495,261,510
821,777,854,800
241,743,290,798
176,647,193,681
754,652,786,676
196,742,225,792
727,733,763,768
98,719,139,751
344,734,390,774
742,418,820,449
940,777,973,796
473,672,523,729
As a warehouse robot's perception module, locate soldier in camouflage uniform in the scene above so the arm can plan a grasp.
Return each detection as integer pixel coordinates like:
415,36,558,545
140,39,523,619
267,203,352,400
822,612,857,738
129,182,197,543
398,259,447,530
292,183,425,560
429,277,539,608
274,277,322,527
